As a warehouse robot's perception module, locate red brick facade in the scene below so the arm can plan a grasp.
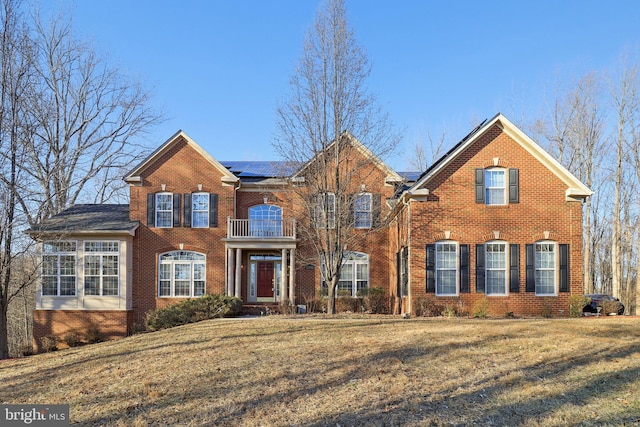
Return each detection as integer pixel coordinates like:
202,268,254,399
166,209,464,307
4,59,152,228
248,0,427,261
32,115,592,350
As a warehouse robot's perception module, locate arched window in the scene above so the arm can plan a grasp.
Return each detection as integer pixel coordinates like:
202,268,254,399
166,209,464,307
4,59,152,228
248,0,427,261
158,251,206,297
249,204,282,236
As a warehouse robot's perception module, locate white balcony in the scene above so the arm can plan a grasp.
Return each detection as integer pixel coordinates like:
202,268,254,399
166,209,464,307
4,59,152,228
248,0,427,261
227,218,296,240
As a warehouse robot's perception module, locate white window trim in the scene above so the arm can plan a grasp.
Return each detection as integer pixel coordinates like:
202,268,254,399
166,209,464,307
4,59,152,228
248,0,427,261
485,241,508,296
535,241,557,296
435,241,459,297
158,251,206,298
321,252,369,298
192,192,209,228
83,241,120,297
155,192,173,228
41,240,78,297
485,168,507,206
354,193,372,229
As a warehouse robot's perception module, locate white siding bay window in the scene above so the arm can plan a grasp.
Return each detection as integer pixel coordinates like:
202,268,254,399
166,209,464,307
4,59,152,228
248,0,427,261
38,238,132,311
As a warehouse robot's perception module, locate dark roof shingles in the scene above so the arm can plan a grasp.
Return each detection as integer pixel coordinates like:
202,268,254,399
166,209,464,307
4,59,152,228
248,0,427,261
29,204,137,234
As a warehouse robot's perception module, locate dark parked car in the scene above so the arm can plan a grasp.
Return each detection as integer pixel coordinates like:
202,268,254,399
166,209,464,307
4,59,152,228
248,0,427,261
583,294,625,315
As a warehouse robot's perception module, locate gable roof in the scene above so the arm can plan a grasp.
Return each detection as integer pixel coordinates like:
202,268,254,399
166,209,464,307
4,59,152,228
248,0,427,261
409,113,593,201
124,130,239,185
292,131,404,184
26,204,139,236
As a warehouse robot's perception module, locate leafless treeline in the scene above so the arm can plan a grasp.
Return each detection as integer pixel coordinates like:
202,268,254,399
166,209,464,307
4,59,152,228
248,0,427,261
0,0,160,357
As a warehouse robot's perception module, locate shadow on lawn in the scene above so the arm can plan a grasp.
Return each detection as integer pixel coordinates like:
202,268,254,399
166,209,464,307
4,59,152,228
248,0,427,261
8,319,640,426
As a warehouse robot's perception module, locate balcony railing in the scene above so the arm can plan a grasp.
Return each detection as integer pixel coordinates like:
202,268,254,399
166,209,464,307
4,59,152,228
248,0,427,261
227,218,296,239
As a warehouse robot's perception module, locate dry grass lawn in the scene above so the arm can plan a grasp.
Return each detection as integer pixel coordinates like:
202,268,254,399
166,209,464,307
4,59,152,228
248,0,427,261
1,316,639,426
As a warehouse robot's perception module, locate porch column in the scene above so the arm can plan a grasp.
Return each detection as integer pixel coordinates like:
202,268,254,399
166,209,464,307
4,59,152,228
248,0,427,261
288,248,296,305
226,248,234,296
281,248,288,303
235,248,242,298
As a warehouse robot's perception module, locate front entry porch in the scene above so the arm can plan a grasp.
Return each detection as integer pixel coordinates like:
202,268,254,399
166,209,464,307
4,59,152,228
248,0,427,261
224,246,297,304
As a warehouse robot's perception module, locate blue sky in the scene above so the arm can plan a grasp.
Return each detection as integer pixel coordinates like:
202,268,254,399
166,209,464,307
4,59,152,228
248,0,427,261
56,0,640,171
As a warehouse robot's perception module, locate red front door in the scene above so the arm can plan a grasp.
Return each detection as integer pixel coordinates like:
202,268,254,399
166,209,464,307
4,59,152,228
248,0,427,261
257,262,274,297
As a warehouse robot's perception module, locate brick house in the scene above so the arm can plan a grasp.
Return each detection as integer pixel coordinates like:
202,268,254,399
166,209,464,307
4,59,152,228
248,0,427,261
28,113,592,348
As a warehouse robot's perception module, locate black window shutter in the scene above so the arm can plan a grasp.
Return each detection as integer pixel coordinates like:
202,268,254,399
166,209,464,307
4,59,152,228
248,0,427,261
559,244,570,292
401,247,408,297
209,193,218,227
460,244,470,293
509,168,519,203
183,193,192,227
475,244,485,293
509,244,520,293
396,251,401,294
371,193,381,228
475,169,485,203
525,244,535,292
425,244,435,293
147,193,155,227
172,194,181,227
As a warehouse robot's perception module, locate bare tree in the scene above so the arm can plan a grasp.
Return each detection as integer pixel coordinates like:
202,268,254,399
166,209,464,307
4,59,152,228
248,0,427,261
0,1,161,358
0,0,39,359
406,128,447,172
274,0,400,314
19,11,162,224
534,73,606,294
608,58,638,303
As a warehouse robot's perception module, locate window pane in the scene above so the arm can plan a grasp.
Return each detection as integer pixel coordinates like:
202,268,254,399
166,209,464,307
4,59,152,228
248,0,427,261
102,256,118,276
159,280,171,297
485,170,506,205
437,270,456,294
60,256,76,275
192,212,209,228
536,271,555,294
486,243,506,295
102,277,119,296
535,243,556,294
487,271,506,294
156,194,172,210
42,277,58,296
174,281,190,296
192,193,209,228
354,194,372,228
156,211,172,228
174,264,191,281
60,276,76,296
194,263,205,281
84,277,100,296
194,281,205,296
42,256,58,275
436,243,457,295
85,255,101,276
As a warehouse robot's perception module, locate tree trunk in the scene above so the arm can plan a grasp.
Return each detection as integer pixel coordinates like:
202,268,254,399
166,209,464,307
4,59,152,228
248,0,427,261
327,276,337,315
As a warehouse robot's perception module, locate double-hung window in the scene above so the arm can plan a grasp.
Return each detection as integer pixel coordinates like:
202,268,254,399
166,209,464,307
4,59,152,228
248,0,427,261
191,193,209,228
155,193,173,228
535,242,556,295
42,241,77,296
485,242,507,295
485,169,506,205
84,241,119,296
159,251,206,297
475,168,519,204
354,193,372,228
436,242,457,296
